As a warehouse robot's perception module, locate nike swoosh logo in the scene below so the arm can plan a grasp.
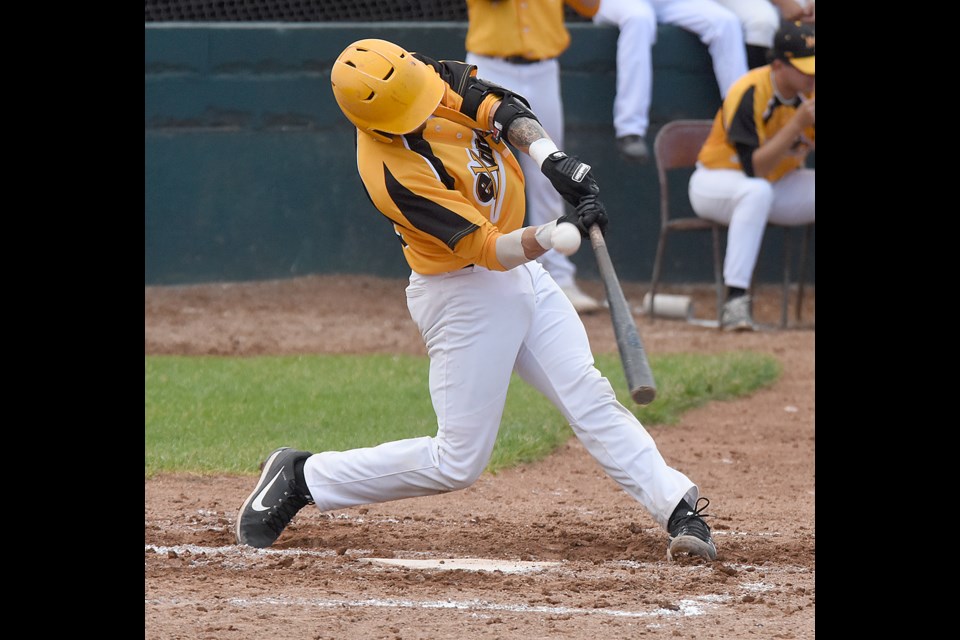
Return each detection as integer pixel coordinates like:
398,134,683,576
251,469,285,511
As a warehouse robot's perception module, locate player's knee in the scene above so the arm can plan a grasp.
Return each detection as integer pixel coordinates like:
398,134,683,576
437,467,484,491
707,11,745,42
742,16,778,47
620,12,656,39
733,180,774,224
737,178,774,206
436,455,487,491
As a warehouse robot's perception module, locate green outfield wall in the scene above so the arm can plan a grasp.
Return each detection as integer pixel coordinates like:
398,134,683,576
145,23,814,286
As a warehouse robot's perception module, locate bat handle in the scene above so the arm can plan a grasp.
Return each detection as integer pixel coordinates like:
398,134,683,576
588,224,605,250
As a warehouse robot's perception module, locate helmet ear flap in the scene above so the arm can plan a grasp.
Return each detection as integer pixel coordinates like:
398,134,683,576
331,39,445,142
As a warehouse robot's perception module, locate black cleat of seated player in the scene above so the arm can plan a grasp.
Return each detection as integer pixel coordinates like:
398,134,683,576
667,497,717,561
235,447,314,548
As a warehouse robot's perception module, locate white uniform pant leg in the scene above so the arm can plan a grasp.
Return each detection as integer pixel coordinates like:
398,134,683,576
465,54,576,288
689,167,773,290
768,168,815,225
653,0,748,96
593,0,657,138
303,266,534,511
712,0,780,48
513,262,697,529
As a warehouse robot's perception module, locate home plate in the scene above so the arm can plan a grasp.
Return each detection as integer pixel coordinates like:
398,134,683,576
358,557,561,574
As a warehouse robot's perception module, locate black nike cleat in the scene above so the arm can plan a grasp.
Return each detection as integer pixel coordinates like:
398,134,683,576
667,497,717,561
235,447,314,548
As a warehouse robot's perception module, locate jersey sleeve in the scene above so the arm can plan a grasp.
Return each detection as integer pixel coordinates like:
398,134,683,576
411,54,511,132
725,86,761,150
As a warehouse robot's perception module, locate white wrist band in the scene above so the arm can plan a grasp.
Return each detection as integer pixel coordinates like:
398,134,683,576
495,228,528,270
533,220,557,250
529,138,560,169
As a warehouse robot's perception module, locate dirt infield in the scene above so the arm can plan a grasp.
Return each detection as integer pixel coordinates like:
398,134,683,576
145,275,815,639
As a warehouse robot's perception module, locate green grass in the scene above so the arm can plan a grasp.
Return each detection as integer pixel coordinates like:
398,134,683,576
145,352,779,477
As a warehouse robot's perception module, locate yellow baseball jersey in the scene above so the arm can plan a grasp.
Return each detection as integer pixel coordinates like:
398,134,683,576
355,56,527,275
697,65,815,183
465,0,599,60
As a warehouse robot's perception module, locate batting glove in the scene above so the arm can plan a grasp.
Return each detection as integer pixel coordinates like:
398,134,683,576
540,151,600,207
558,195,608,238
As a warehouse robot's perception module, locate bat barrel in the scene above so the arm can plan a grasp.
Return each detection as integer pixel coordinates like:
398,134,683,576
588,224,657,405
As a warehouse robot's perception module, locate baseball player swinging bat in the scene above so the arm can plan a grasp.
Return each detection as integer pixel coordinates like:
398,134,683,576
588,224,657,405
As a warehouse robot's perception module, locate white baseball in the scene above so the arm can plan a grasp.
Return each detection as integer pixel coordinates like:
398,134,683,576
551,222,582,256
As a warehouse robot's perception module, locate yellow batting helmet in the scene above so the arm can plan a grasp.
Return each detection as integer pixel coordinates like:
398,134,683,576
331,39,445,143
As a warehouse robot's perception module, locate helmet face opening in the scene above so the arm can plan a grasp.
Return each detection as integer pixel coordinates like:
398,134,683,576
331,39,445,142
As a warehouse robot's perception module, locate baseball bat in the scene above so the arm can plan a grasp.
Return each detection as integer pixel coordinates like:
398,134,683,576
588,224,657,405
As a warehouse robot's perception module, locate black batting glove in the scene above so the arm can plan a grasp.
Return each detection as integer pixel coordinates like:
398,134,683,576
577,195,608,236
557,195,609,238
540,151,600,207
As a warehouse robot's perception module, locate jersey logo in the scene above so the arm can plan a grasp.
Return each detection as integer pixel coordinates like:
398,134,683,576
468,135,501,207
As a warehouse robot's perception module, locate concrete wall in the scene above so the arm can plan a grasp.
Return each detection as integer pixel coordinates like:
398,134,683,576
145,22,814,285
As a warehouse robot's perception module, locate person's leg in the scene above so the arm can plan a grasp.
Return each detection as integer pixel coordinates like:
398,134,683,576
513,262,698,529
713,0,779,47
303,266,534,511
689,167,773,290
712,0,780,68
654,0,748,96
768,168,815,225
594,0,657,139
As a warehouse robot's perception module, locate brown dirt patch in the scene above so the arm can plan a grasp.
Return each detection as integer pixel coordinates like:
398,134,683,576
145,275,814,639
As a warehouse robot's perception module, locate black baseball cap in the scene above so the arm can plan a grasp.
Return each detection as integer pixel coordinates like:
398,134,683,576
770,20,815,75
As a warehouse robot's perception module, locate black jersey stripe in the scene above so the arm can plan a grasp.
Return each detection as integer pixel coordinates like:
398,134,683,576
383,164,479,251
405,132,456,190
728,86,759,149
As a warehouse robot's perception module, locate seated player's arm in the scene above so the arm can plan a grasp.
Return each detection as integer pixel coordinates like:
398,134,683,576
750,99,816,178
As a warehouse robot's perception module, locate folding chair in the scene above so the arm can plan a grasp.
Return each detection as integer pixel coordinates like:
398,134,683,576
648,119,812,328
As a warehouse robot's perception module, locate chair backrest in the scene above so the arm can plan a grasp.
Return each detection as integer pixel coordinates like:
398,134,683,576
653,119,714,224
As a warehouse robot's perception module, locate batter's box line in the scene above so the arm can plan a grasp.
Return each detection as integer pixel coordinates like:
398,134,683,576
147,594,726,619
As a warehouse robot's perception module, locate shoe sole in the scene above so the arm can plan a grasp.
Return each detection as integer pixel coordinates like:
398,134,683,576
667,535,717,561
235,447,291,546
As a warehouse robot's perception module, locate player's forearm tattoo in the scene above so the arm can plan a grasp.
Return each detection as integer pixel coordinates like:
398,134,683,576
507,117,548,151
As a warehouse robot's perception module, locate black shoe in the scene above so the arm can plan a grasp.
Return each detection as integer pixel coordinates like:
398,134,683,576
616,135,650,164
235,447,314,548
667,497,717,561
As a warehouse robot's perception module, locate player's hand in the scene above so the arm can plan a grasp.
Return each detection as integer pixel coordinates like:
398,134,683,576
558,195,608,238
541,151,600,207
796,97,815,127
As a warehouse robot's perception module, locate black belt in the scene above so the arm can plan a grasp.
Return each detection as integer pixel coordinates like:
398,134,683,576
501,55,547,65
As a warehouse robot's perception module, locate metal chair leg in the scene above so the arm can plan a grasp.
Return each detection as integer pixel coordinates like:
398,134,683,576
796,224,812,323
711,224,724,325
649,230,669,321
780,227,792,329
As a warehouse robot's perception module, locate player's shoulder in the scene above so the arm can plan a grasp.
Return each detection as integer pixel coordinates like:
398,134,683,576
730,66,770,93
724,67,772,107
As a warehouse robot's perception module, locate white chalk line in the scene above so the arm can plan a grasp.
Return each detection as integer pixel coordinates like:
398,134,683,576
145,544,811,584
145,594,720,619
165,508,809,540
145,545,812,619
146,543,810,574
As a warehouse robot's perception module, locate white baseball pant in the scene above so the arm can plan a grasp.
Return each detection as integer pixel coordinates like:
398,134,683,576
689,166,815,289
303,261,699,530
593,0,748,138
712,0,781,48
